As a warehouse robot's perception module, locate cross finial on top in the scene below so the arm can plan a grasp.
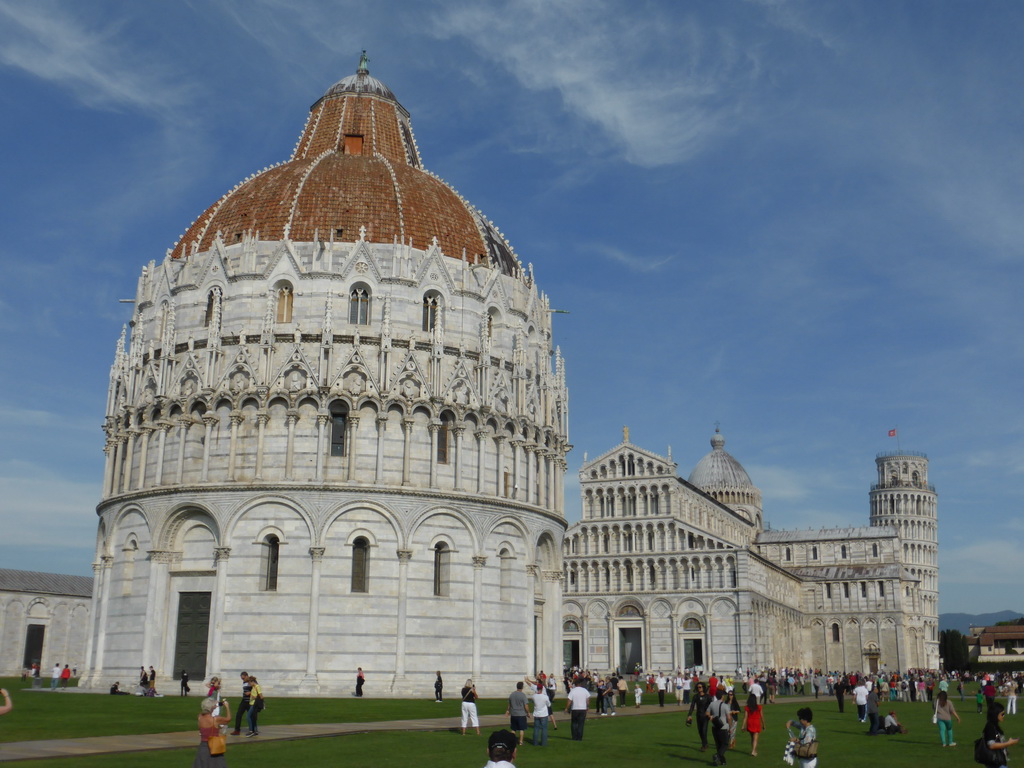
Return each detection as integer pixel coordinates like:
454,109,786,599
714,420,720,432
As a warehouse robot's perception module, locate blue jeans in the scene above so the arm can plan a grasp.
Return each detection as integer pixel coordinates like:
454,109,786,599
533,716,548,746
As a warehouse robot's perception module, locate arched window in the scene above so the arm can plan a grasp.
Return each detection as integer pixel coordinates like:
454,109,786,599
825,583,832,599
860,581,867,598
843,582,850,598
563,620,580,632
831,623,840,643
499,548,513,602
330,402,347,457
812,546,818,560
261,535,280,591
785,547,792,562
351,537,369,593
349,285,370,325
841,544,848,559
204,290,217,327
433,542,450,596
436,417,450,464
276,284,294,323
683,617,702,631
422,292,441,331
872,543,878,557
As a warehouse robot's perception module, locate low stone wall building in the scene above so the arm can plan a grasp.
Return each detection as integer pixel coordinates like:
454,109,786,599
0,569,92,677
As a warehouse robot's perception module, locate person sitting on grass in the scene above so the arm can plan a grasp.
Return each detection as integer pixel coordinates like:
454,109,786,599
883,710,906,735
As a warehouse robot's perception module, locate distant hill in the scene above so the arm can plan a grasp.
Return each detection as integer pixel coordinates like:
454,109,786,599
941,611,1024,634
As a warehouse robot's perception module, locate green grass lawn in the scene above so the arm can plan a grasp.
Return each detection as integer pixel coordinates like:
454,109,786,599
0,678,1014,767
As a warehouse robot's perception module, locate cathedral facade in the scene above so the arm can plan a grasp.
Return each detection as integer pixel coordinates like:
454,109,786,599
561,430,939,675
81,60,569,695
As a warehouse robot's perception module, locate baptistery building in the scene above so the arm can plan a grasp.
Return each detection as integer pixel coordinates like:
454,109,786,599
561,430,938,675
81,58,569,695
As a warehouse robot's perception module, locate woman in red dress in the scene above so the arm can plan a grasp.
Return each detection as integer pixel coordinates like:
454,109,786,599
742,692,765,756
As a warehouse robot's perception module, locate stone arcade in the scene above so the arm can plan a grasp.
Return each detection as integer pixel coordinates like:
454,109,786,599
81,60,569,695
562,430,939,674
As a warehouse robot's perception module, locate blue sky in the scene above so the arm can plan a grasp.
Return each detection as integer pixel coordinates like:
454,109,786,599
0,0,1021,615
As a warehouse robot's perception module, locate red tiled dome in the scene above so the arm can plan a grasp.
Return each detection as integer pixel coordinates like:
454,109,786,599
172,63,518,275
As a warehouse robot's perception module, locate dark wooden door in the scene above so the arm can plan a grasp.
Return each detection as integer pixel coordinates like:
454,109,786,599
23,624,45,668
172,592,211,682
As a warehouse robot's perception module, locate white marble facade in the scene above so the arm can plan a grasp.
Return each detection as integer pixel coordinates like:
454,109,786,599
562,432,939,675
0,570,92,676
81,64,569,696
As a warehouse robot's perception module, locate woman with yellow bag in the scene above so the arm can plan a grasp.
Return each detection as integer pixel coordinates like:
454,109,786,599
193,696,231,767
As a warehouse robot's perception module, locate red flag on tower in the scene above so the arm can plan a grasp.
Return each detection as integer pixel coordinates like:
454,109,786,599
888,428,897,437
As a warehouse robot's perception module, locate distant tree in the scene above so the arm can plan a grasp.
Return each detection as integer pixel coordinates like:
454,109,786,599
940,629,970,670
994,618,1024,626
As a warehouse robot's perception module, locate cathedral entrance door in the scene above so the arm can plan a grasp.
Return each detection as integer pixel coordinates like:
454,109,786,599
23,624,45,669
618,627,643,673
172,592,211,682
684,638,704,670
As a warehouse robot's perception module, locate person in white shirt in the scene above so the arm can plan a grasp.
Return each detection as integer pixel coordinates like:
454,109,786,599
683,673,693,704
674,672,685,705
483,729,517,767
853,682,869,723
656,672,668,707
530,685,551,746
748,677,764,704
565,678,591,741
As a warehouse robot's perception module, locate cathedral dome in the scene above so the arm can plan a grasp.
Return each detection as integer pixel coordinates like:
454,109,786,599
688,428,754,489
171,57,518,275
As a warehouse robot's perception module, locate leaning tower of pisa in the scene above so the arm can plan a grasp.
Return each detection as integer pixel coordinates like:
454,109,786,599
869,450,939,668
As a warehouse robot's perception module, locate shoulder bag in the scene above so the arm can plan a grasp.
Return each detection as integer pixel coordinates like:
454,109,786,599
793,740,818,759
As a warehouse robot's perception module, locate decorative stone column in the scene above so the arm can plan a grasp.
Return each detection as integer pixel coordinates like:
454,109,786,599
315,413,329,481
122,428,138,491
201,415,218,482
90,554,114,681
153,422,170,486
494,435,507,497
475,430,487,494
207,547,231,676
394,549,412,686
102,440,116,498
510,439,523,500
428,423,440,489
227,411,243,480
175,417,190,484
285,411,298,479
301,547,325,692
254,411,269,479
523,445,535,505
374,414,387,483
143,550,175,674
543,569,564,679
346,416,359,481
80,555,108,686
453,427,465,491
525,564,539,673
136,426,153,491
472,555,486,678
398,418,413,486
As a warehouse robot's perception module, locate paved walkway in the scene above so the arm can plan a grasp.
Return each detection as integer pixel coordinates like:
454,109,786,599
0,704,669,762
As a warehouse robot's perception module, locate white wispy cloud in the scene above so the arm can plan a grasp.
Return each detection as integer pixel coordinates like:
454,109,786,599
591,244,673,273
429,0,759,167
0,1,191,117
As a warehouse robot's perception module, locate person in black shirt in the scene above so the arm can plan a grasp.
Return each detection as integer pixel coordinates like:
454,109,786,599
981,702,1019,768
686,682,713,752
231,671,252,736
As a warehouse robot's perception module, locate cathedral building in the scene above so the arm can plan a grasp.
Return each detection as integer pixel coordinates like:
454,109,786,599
81,58,569,695
561,429,939,675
